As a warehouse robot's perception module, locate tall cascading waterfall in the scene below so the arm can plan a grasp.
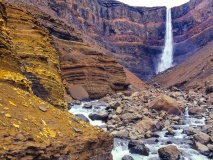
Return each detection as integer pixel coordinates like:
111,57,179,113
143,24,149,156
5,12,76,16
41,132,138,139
157,7,173,73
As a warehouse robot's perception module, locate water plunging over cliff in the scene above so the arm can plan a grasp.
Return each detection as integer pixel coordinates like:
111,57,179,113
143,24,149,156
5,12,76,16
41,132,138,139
157,7,173,73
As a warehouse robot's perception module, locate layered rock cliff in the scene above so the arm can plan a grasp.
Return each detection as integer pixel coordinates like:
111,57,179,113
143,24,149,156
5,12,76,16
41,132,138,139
11,0,213,80
0,2,113,159
4,0,130,99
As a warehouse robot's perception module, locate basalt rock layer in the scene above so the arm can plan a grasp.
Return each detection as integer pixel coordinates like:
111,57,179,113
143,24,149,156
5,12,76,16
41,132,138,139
7,0,213,80
0,2,113,159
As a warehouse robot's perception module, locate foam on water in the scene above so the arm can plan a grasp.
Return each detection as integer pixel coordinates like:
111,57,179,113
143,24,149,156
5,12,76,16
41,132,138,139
69,101,106,126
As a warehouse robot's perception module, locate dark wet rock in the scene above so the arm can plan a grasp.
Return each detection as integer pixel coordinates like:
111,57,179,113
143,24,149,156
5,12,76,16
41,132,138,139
83,103,92,109
73,100,81,105
122,155,134,160
75,114,90,123
206,85,213,94
128,140,150,156
158,145,181,160
89,111,108,121
182,127,198,136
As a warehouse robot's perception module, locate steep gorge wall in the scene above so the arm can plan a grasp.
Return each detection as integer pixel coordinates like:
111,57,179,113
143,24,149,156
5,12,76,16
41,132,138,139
4,0,130,100
13,0,213,80
0,2,113,159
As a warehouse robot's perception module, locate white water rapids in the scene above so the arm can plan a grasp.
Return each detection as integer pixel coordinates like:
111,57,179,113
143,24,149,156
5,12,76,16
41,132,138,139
69,101,208,160
157,7,174,73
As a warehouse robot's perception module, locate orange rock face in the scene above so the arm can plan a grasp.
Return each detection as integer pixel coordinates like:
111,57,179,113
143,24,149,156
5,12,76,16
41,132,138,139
0,2,113,159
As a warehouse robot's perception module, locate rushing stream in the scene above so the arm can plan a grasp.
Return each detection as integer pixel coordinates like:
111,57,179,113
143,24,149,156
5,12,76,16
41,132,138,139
69,102,208,160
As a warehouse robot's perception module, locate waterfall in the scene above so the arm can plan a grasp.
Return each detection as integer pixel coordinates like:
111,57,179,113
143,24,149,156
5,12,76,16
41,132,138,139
157,7,173,73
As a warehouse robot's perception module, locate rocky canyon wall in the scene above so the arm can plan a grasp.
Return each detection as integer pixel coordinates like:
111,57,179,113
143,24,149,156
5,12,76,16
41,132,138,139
0,2,113,159
11,0,213,80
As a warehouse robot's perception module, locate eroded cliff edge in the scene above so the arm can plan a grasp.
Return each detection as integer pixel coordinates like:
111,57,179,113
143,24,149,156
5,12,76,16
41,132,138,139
13,0,213,80
0,2,113,159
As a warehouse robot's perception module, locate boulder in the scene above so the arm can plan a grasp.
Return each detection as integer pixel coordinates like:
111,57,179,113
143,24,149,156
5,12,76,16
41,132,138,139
206,85,213,94
89,111,108,121
75,114,90,123
165,127,175,136
116,107,122,114
209,112,213,119
116,130,129,138
68,85,89,100
83,103,92,109
133,116,155,134
194,132,210,145
128,140,143,148
122,155,134,160
207,144,213,151
158,145,181,160
149,95,182,115
108,101,121,110
195,142,209,155
128,140,149,156
189,106,206,116
182,127,198,136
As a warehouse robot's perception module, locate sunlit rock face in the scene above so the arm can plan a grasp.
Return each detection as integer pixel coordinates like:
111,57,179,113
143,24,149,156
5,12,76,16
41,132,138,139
5,0,213,81
0,2,113,159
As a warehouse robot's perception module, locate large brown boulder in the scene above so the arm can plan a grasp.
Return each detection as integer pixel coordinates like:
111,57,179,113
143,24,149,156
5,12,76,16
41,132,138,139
133,116,155,134
149,95,182,115
68,85,89,100
158,145,181,160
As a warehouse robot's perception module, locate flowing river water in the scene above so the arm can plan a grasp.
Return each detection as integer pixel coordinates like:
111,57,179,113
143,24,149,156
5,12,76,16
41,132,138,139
69,101,209,160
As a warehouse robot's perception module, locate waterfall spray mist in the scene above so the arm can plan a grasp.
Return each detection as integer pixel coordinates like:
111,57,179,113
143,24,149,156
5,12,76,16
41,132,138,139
157,7,173,73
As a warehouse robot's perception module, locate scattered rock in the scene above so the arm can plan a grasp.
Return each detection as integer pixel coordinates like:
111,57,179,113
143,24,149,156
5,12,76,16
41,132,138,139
38,106,47,112
158,145,181,160
149,95,182,115
116,130,129,138
116,107,122,114
122,155,134,160
128,140,149,156
133,117,154,134
189,107,206,115
68,85,89,101
194,132,210,145
108,101,121,110
73,127,81,133
89,111,108,121
83,103,92,109
165,127,175,136
195,142,209,155
182,127,198,136
5,114,12,118
75,114,90,123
